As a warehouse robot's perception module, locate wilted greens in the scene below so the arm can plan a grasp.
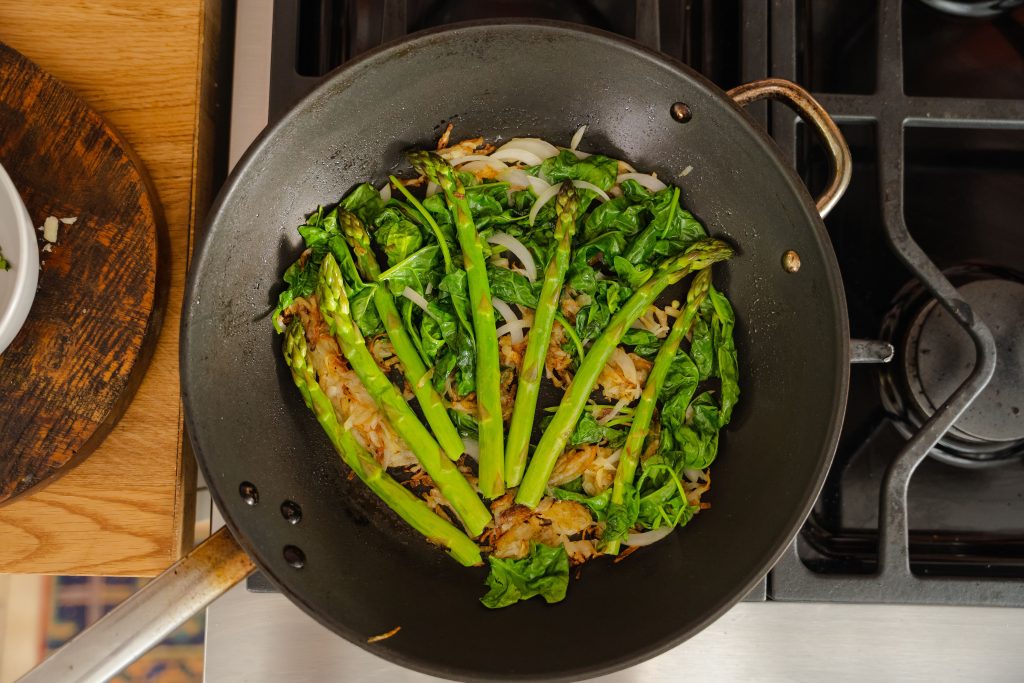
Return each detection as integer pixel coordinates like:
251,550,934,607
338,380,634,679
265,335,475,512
272,129,738,609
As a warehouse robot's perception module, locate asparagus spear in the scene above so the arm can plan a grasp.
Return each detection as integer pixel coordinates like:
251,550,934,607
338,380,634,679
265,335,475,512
603,268,712,555
515,238,734,508
283,320,482,566
316,253,492,536
505,183,579,488
338,209,466,461
408,151,505,500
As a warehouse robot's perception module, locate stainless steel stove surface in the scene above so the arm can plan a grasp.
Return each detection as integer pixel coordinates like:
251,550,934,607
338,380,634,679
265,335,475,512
209,1,1024,680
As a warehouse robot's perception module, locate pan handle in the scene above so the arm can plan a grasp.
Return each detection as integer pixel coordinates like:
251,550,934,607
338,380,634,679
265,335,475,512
727,78,852,219
18,527,256,683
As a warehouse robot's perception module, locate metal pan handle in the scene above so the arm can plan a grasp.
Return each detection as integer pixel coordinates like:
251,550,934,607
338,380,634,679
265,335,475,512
18,527,255,683
727,78,852,219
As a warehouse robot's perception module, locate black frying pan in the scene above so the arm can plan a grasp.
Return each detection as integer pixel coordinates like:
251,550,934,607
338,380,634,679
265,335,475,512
23,21,851,683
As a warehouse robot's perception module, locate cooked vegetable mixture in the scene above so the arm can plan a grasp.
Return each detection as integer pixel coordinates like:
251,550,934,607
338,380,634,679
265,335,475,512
273,126,738,608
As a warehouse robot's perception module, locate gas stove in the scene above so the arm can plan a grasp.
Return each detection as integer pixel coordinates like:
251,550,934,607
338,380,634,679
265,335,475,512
208,0,1024,679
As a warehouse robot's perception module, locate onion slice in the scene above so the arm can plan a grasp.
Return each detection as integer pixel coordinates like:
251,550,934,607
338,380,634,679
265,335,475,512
569,149,592,159
616,172,667,192
570,124,587,151
462,438,480,462
624,526,675,547
401,286,431,315
571,179,610,203
612,347,638,385
426,181,440,197
487,233,537,282
452,155,507,171
497,167,531,190
528,182,561,226
492,297,525,343
496,137,559,161
490,148,544,166
598,399,629,425
379,182,391,201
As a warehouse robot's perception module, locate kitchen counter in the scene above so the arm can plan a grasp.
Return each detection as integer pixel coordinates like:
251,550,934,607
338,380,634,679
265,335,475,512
0,1,225,575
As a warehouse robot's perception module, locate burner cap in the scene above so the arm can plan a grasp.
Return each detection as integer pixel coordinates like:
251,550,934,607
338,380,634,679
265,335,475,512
907,279,1024,444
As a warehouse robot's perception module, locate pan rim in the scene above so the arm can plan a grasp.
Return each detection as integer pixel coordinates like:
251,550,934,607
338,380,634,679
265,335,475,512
182,17,850,682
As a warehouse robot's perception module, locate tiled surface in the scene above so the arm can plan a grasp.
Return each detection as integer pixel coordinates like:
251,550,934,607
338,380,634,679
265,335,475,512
44,576,205,682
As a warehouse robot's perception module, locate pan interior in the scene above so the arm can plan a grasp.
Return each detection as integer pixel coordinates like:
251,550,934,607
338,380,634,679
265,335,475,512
183,22,848,681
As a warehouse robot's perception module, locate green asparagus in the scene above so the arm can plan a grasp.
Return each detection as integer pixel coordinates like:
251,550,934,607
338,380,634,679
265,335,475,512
283,320,482,566
515,238,734,508
505,182,579,487
408,151,505,500
603,268,712,555
338,209,466,460
316,252,492,536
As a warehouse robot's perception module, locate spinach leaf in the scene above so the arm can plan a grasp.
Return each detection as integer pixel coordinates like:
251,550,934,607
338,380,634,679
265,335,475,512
636,463,696,530
674,392,722,470
448,408,479,439
373,206,423,267
481,542,570,609
569,412,625,447
439,270,474,338
486,265,540,309
582,197,646,240
620,178,653,204
348,286,383,337
612,255,653,288
621,329,662,358
339,183,386,226
539,149,618,191
709,286,739,425
603,484,640,547
553,487,613,521
377,245,440,296
690,317,714,381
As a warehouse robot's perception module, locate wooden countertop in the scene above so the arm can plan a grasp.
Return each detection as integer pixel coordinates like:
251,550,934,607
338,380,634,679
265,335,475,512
0,1,224,575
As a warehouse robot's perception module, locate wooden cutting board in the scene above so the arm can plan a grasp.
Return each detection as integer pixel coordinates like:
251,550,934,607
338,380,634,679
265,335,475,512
0,41,163,503
0,0,227,575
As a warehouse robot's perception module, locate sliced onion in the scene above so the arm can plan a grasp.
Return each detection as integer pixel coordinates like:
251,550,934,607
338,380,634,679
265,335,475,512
379,182,391,201
683,468,702,483
492,297,525,343
616,172,667,192
617,160,637,174
491,296,517,324
401,286,431,315
527,175,552,195
612,347,638,385
681,165,694,177
487,233,537,282
496,137,559,161
490,148,544,166
624,526,675,547
570,124,587,151
598,399,629,425
569,149,591,159
462,438,480,462
571,179,610,203
496,320,530,343
451,154,507,171
528,182,561,226
426,181,440,197
497,167,531,190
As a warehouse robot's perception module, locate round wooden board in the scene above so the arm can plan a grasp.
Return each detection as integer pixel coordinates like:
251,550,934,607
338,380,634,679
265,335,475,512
0,41,165,504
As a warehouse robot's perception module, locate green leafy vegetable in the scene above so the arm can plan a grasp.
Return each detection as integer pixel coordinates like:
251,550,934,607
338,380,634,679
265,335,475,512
481,542,570,609
539,149,618,191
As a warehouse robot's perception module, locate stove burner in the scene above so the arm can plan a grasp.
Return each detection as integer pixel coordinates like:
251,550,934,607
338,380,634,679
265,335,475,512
881,268,1024,467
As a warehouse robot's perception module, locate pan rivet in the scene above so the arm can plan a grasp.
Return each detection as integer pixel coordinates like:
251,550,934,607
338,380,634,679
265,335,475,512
280,500,303,525
283,545,306,569
670,102,692,123
239,481,259,506
782,250,802,273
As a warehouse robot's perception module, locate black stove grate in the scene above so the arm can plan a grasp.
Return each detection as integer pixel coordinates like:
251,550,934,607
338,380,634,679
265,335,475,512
769,0,1024,605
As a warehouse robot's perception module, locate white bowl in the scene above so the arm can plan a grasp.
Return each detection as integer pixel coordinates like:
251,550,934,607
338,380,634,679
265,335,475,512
0,161,38,354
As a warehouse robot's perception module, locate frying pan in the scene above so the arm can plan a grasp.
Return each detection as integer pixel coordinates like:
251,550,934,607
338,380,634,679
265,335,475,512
22,21,852,683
